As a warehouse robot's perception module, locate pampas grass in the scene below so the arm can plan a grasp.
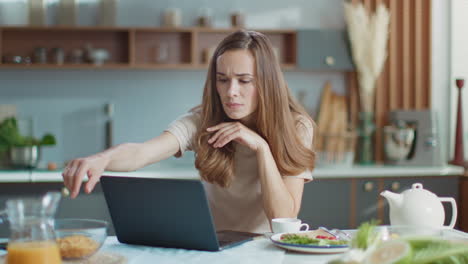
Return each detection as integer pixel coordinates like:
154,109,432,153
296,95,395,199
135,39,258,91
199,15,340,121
344,2,390,113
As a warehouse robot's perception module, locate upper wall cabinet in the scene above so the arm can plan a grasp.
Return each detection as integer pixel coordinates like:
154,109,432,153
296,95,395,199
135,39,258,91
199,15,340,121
297,29,354,71
0,26,352,71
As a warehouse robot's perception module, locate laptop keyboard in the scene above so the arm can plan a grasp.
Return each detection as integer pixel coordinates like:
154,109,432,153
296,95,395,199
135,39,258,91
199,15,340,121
216,230,261,248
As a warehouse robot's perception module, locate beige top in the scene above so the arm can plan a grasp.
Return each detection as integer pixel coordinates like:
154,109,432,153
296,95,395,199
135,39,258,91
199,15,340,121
165,111,314,233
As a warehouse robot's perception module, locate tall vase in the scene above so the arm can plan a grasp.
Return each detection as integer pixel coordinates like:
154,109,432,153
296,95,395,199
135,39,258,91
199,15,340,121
450,78,465,166
357,111,375,165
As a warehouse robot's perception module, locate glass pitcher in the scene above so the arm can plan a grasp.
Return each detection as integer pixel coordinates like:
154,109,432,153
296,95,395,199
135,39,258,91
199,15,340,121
0,192,62,264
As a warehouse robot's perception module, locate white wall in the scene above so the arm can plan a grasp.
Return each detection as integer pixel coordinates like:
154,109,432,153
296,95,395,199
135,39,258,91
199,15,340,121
432,0,451,162
449,0,468,160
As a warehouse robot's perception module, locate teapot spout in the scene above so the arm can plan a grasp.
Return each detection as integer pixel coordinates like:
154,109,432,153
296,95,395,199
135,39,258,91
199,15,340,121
380,190,403,209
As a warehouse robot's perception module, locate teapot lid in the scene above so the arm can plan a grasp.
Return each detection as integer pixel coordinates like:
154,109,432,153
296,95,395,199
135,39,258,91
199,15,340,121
404,183,437,198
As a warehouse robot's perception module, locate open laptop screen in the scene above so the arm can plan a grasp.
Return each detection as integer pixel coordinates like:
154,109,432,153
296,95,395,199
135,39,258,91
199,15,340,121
100,176,257,251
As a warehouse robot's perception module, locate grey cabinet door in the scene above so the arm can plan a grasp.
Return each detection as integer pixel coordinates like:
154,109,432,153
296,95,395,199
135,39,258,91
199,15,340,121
297,29,354,71
355,179,380,227
381,177,459,227
298,179,351,229
0,183,114,238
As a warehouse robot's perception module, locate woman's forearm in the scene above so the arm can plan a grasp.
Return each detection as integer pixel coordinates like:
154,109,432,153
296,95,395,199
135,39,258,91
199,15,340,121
103,131,180,172
256,142,299,220
100,143,147,172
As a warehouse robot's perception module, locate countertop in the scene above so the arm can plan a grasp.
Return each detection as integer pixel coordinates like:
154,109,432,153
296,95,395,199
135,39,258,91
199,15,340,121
0,164,463,183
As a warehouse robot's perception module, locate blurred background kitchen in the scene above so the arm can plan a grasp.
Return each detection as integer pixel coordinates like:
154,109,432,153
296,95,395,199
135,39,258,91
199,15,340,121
0,0,467,235
0,0,351,168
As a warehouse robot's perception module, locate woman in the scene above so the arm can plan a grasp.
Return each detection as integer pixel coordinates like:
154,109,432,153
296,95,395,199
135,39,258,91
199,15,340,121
62,30,316,233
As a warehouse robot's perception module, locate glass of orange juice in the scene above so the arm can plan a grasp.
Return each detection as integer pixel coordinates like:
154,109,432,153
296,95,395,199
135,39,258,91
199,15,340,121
0,192,62,264
6,241,61,264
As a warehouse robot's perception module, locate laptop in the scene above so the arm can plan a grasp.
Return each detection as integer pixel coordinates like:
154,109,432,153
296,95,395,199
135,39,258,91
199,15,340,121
100,176,261,251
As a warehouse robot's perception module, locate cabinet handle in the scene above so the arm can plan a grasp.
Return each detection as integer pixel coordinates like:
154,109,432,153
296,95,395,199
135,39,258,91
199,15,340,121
363,181,374,192
391,182,401,192
61,187,70,197
325,56,335,66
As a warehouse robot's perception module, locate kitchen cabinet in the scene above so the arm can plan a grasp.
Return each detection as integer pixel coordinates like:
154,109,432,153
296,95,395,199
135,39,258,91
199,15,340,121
299,179,351,229
0,182,114,238
297,29,354,71
0,26,355,71
0,26,296,70
458,176,468,232
300,176,460,230
381,177,459,227
355,178,381,226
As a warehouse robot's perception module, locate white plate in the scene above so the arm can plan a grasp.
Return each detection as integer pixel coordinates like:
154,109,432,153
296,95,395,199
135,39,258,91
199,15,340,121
270,231,350,254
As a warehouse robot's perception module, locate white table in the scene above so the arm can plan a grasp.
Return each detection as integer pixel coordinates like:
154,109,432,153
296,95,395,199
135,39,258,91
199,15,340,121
97,236,341,264
2,229,468,264
0,236,340,264
96,229,468,264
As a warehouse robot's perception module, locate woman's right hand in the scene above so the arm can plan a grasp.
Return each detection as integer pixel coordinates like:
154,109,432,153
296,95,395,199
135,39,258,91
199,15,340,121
62,153,110,199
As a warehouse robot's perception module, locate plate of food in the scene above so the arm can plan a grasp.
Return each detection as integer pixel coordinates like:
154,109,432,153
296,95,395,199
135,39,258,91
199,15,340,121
270,228,351,254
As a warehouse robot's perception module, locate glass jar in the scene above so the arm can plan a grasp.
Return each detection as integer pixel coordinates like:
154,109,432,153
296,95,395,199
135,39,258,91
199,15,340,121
197,7,213,27
33,47,47,64
0,192,62,264
230,10,245,28
162,8,181,27
51,48,65,65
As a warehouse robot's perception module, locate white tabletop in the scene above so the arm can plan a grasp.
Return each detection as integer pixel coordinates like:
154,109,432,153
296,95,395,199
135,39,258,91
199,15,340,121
97,236,341,264
2,229,468,264
83,229,468,264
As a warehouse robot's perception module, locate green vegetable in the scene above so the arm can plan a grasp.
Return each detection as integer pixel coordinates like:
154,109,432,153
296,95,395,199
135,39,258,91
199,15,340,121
409,239,468,264
364,239,412,264
40,133,56,145
331,221,468,264
281,234,349,246
0,117,56,149
352,220,380,249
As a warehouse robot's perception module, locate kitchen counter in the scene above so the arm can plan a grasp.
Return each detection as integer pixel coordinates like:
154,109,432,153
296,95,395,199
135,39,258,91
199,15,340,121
0,164,463,183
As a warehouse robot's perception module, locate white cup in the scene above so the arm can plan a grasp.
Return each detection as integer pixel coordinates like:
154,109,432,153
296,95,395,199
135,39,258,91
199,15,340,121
271,218,309,233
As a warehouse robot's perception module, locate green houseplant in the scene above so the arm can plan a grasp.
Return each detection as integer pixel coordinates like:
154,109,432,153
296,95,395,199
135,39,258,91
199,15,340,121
0,117,56,168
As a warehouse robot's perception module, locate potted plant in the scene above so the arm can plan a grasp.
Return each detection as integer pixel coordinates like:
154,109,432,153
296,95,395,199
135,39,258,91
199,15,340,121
0,117,56,169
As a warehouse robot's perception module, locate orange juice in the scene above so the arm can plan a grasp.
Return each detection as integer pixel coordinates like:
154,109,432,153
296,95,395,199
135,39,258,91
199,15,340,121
6,241,62,264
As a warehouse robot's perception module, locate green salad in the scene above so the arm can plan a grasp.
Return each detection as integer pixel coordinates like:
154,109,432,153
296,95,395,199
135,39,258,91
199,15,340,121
329,221,468,264
280,234,349,246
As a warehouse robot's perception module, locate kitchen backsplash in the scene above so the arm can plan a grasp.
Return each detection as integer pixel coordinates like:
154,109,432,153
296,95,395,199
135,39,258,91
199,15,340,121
0,70,346,168
0,0,346,29
0,0,348,168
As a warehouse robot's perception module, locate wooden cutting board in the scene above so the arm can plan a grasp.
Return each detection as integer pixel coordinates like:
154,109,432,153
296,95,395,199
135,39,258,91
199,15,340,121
316,81,349,155
0,251,127,264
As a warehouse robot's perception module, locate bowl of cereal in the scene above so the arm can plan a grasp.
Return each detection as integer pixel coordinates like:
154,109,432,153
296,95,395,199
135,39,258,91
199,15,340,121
54,218,108,260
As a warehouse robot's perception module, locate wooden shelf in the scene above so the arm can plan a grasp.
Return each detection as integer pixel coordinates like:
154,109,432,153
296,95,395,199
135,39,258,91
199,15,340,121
0,63,130,69
0,26,297,70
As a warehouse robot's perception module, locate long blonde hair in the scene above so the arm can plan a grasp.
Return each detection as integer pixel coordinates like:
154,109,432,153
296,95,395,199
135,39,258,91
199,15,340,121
195,30,315,187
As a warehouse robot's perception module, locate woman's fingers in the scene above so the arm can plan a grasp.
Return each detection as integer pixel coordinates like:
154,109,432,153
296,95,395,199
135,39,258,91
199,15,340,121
70,163,87,199
208,123,237,144
62,161,78,192
84,169,102,194
206,122,232,132
215,129,241,148
61,167,70,190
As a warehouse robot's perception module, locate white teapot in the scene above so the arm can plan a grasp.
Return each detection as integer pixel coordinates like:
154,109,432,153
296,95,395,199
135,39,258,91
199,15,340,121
380,183,457,229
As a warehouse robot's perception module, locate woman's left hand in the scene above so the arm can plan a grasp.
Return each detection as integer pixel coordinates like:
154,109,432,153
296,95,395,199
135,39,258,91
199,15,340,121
207,122,267,152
